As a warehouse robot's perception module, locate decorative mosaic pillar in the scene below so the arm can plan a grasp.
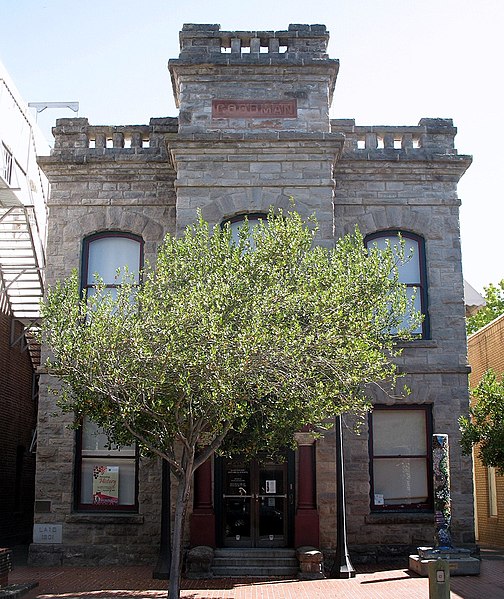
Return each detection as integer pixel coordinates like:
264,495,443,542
433,434,452,549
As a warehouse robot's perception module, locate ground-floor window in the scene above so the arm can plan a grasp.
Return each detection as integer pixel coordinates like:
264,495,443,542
75,418,138,511
488,466,498,517
369,405,432,511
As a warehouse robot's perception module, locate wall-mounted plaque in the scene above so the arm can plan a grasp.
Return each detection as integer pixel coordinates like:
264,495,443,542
33,524,63,544
212,99,297,119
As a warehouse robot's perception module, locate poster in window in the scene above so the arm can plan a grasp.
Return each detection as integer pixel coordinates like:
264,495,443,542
93,465,119,505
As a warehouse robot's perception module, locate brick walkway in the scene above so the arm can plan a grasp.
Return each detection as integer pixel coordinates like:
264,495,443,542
6,550,504,599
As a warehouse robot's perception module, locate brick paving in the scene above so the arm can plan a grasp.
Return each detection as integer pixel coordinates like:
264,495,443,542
5,550,504,599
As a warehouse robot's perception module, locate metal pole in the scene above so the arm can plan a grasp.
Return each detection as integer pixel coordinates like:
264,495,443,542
330,414,355,578
153,459,172,579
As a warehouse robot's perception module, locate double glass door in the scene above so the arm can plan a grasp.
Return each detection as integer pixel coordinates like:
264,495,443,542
221,458,288,547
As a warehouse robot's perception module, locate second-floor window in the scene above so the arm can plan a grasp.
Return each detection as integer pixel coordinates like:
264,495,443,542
365,231,429,338
82,232,143,298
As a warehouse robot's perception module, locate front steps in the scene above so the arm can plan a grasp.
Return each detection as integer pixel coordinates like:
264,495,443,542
212,548,298,578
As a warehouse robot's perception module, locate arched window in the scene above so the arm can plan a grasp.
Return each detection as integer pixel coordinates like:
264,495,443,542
365,231,429,338
75,232,143,511
223,213,268,246
82,232,143,298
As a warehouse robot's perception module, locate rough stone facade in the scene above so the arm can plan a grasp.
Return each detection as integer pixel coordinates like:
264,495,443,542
31,24,474,566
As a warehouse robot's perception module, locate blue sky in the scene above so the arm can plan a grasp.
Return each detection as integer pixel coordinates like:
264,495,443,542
1,0,502,292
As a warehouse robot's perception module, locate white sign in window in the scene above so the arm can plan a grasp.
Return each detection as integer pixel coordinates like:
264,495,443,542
266,480,276,494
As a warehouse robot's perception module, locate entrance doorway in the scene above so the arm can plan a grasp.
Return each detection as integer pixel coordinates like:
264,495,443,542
218,456,293,547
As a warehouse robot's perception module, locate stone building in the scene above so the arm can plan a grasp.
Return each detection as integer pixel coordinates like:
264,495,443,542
0,60,48,546
30,24,475,569
468,314,504,547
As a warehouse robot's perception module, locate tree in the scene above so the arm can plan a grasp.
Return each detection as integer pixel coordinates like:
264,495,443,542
460,369,504,473
467,280,504,335
41,209,417,598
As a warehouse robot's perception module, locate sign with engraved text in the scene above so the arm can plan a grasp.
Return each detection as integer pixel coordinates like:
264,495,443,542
212,99,297,119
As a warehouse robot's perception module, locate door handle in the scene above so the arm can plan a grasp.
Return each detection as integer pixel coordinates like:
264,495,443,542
222,494,253,498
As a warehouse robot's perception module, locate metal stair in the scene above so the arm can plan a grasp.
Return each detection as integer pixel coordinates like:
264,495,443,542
212,548,298,578
0,204,45,367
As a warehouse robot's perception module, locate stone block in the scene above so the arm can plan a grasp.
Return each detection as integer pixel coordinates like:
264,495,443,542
296,546,324,579
409,551,480,576
186,546,214,579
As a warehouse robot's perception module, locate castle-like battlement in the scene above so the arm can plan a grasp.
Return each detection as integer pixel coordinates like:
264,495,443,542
177,23,330,60
50,118,178,154
333,118,460,155
49,117,463,160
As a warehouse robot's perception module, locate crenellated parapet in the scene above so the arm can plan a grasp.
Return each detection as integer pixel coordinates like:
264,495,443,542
49,117,178,156
332,118,465,157
169,24,339,133
177,23,331,62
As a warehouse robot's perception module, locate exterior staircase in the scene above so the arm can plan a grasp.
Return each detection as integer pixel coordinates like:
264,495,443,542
212,548,298,578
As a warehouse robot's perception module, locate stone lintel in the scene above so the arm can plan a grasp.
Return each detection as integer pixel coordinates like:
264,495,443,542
396,364,471,375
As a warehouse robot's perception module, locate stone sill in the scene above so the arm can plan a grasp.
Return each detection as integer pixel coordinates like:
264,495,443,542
66,514,144,525
395,339,438,349
365,512,434,525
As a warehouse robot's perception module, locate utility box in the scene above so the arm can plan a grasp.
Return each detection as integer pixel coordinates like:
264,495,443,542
428,558,450,599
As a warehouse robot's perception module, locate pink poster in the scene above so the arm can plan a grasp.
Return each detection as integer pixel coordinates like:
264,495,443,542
93,465,119,505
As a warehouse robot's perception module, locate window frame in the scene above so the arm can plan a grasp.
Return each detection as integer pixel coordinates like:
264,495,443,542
74,418,140,512
74,231,143,512
488,466,498,517
368,404,433,513
365,230,429,339
221,212,269,243
1,142,13,185
81,231,144,295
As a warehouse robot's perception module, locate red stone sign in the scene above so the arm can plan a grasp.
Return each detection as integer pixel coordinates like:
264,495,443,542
212,99,297,119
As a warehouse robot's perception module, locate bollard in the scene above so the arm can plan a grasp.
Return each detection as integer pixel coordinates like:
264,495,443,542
428,558,450,599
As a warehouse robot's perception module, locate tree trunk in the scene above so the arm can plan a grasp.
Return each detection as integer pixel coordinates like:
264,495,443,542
167,457,194,598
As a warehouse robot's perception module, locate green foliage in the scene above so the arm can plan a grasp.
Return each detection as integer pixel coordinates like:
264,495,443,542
467,280,504,335
42,208,417,471
460,369,504,473
41,207,419,597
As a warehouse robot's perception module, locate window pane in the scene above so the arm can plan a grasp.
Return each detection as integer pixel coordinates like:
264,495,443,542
367,235,420,284
488,466,498,517
81,419,135,457
229,215,265,246
373,457,428,505
373,410,426,456
87,236,141,285
81,457,136,505
397,287,422,335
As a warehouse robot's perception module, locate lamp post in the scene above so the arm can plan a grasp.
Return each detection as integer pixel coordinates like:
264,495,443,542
330,414,355,578
153,459,172,579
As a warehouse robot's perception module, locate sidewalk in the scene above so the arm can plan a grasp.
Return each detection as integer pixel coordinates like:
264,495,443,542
4,548,504,599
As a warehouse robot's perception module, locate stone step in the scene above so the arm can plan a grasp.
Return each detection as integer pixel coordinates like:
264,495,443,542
213,557,298,567
212,565,298,577
215,548,296,558
212,548,298,578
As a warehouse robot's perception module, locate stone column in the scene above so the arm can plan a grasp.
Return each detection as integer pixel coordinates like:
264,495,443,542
189,457,216,547
433,434,452,549
294,432,320,547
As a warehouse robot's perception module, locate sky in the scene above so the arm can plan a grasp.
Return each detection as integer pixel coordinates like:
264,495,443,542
0,0,502,293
